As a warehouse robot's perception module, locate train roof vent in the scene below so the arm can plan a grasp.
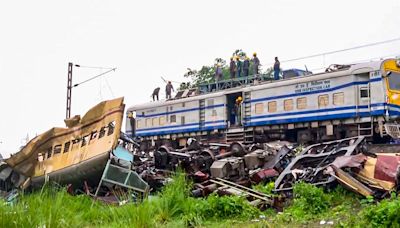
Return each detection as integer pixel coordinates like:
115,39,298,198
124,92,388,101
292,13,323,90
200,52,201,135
174,88,198,99
325,64,352,73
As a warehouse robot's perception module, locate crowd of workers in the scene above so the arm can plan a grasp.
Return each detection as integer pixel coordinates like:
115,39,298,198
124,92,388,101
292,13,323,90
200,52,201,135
151,81,174,101
151,53,281,101
218,53,281,81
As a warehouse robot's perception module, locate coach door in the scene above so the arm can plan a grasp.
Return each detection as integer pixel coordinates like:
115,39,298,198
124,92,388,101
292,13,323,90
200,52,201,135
226,92,243,127
357,78,371,116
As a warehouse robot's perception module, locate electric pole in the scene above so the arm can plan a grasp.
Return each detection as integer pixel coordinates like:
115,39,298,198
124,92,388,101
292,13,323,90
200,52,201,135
66,62,73,119
65,63,116,119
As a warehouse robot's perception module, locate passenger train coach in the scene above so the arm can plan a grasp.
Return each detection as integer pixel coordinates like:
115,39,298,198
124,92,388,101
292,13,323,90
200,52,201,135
126,58,400,150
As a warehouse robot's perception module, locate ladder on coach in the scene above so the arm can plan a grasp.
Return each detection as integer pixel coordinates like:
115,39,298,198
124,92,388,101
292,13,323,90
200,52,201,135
357,119,374,138
243,91,254,143
199,99,206,129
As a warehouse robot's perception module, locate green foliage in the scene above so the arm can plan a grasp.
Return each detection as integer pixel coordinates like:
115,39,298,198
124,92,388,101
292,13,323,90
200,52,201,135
195,193,260,220
292,182,332,214
252,181,275,196
0,171,262,227
360,195,375,205
153,171,191,222
359,197,400,227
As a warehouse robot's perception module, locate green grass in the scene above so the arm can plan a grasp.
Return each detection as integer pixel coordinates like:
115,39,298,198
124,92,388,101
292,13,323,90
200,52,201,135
1,176,399,228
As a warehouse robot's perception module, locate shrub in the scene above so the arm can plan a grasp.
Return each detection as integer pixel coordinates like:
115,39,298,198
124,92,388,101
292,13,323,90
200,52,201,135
360,197,400,227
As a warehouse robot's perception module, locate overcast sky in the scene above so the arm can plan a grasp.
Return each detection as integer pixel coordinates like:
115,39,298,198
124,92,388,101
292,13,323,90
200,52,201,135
0,0,399,157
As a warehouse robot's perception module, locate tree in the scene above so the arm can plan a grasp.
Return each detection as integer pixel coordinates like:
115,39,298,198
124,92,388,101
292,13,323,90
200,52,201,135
180,50,273,90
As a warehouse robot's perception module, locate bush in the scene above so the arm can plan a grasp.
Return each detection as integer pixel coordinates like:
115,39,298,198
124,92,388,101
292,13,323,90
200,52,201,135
360,197,400,227
197,193,260,220
252,182,275,195
292,182,332,214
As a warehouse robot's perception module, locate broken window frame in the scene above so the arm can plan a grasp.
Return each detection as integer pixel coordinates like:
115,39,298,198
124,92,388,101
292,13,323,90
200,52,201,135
63,141,71,153
53,144,62,155
107,121,115,136
99,127,107,139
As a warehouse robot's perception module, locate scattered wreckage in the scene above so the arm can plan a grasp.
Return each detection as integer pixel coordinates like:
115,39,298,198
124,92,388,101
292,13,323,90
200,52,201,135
2,98,400,208
274,136,400,198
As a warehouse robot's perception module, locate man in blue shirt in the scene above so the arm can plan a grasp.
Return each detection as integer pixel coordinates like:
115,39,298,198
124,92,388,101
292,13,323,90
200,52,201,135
274,57,280,80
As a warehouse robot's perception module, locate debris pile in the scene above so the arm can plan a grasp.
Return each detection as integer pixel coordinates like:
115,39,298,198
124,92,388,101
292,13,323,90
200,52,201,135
3,124,400,208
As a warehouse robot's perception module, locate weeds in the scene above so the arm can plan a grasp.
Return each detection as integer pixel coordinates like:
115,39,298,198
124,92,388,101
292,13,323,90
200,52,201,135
5,176,397,227
0,171,262,227
359,196,400,227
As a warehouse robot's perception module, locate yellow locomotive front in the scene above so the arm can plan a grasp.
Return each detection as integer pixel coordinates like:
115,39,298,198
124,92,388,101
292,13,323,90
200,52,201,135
384,59,400,110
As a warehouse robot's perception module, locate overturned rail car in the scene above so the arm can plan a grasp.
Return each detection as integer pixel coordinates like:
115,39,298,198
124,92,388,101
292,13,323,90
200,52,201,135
2,97,125,188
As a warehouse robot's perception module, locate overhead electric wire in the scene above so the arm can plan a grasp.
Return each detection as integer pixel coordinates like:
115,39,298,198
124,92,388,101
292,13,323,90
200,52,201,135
264,37,400,66
73,68,116,87
74,65,115,70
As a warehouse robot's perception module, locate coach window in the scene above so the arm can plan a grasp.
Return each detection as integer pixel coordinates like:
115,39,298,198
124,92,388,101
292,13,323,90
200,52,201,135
107,121,115,136
268,101,277,113
152,117,159,126
146,118,152,127
360,87,369,98
159,116,166,126
47,147,52,159
387,71,400,91
137,119,143,128
53,145,62,155
182,102,185,107
81,135,89,147
284,99,294,111
90,131,98,141
318,94,329,107
99,127,107,138
170,115,176,123
333,92,344,105
212,109,218,117
255,103,264,114
72,138,81,149
63,141,71,153
297,97,307,110
181,116,185,125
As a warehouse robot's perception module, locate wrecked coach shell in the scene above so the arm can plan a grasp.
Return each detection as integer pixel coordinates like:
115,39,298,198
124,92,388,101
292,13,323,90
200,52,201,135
4,97,125,189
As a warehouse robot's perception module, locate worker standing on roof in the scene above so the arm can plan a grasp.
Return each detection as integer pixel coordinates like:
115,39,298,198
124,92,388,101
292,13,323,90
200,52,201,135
215,63,223,82
236,56,242,78
229,57,236,79
243,56,250,77
152,87,160,101
252,53,260,75
166,81,174,99
274,57,280,80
